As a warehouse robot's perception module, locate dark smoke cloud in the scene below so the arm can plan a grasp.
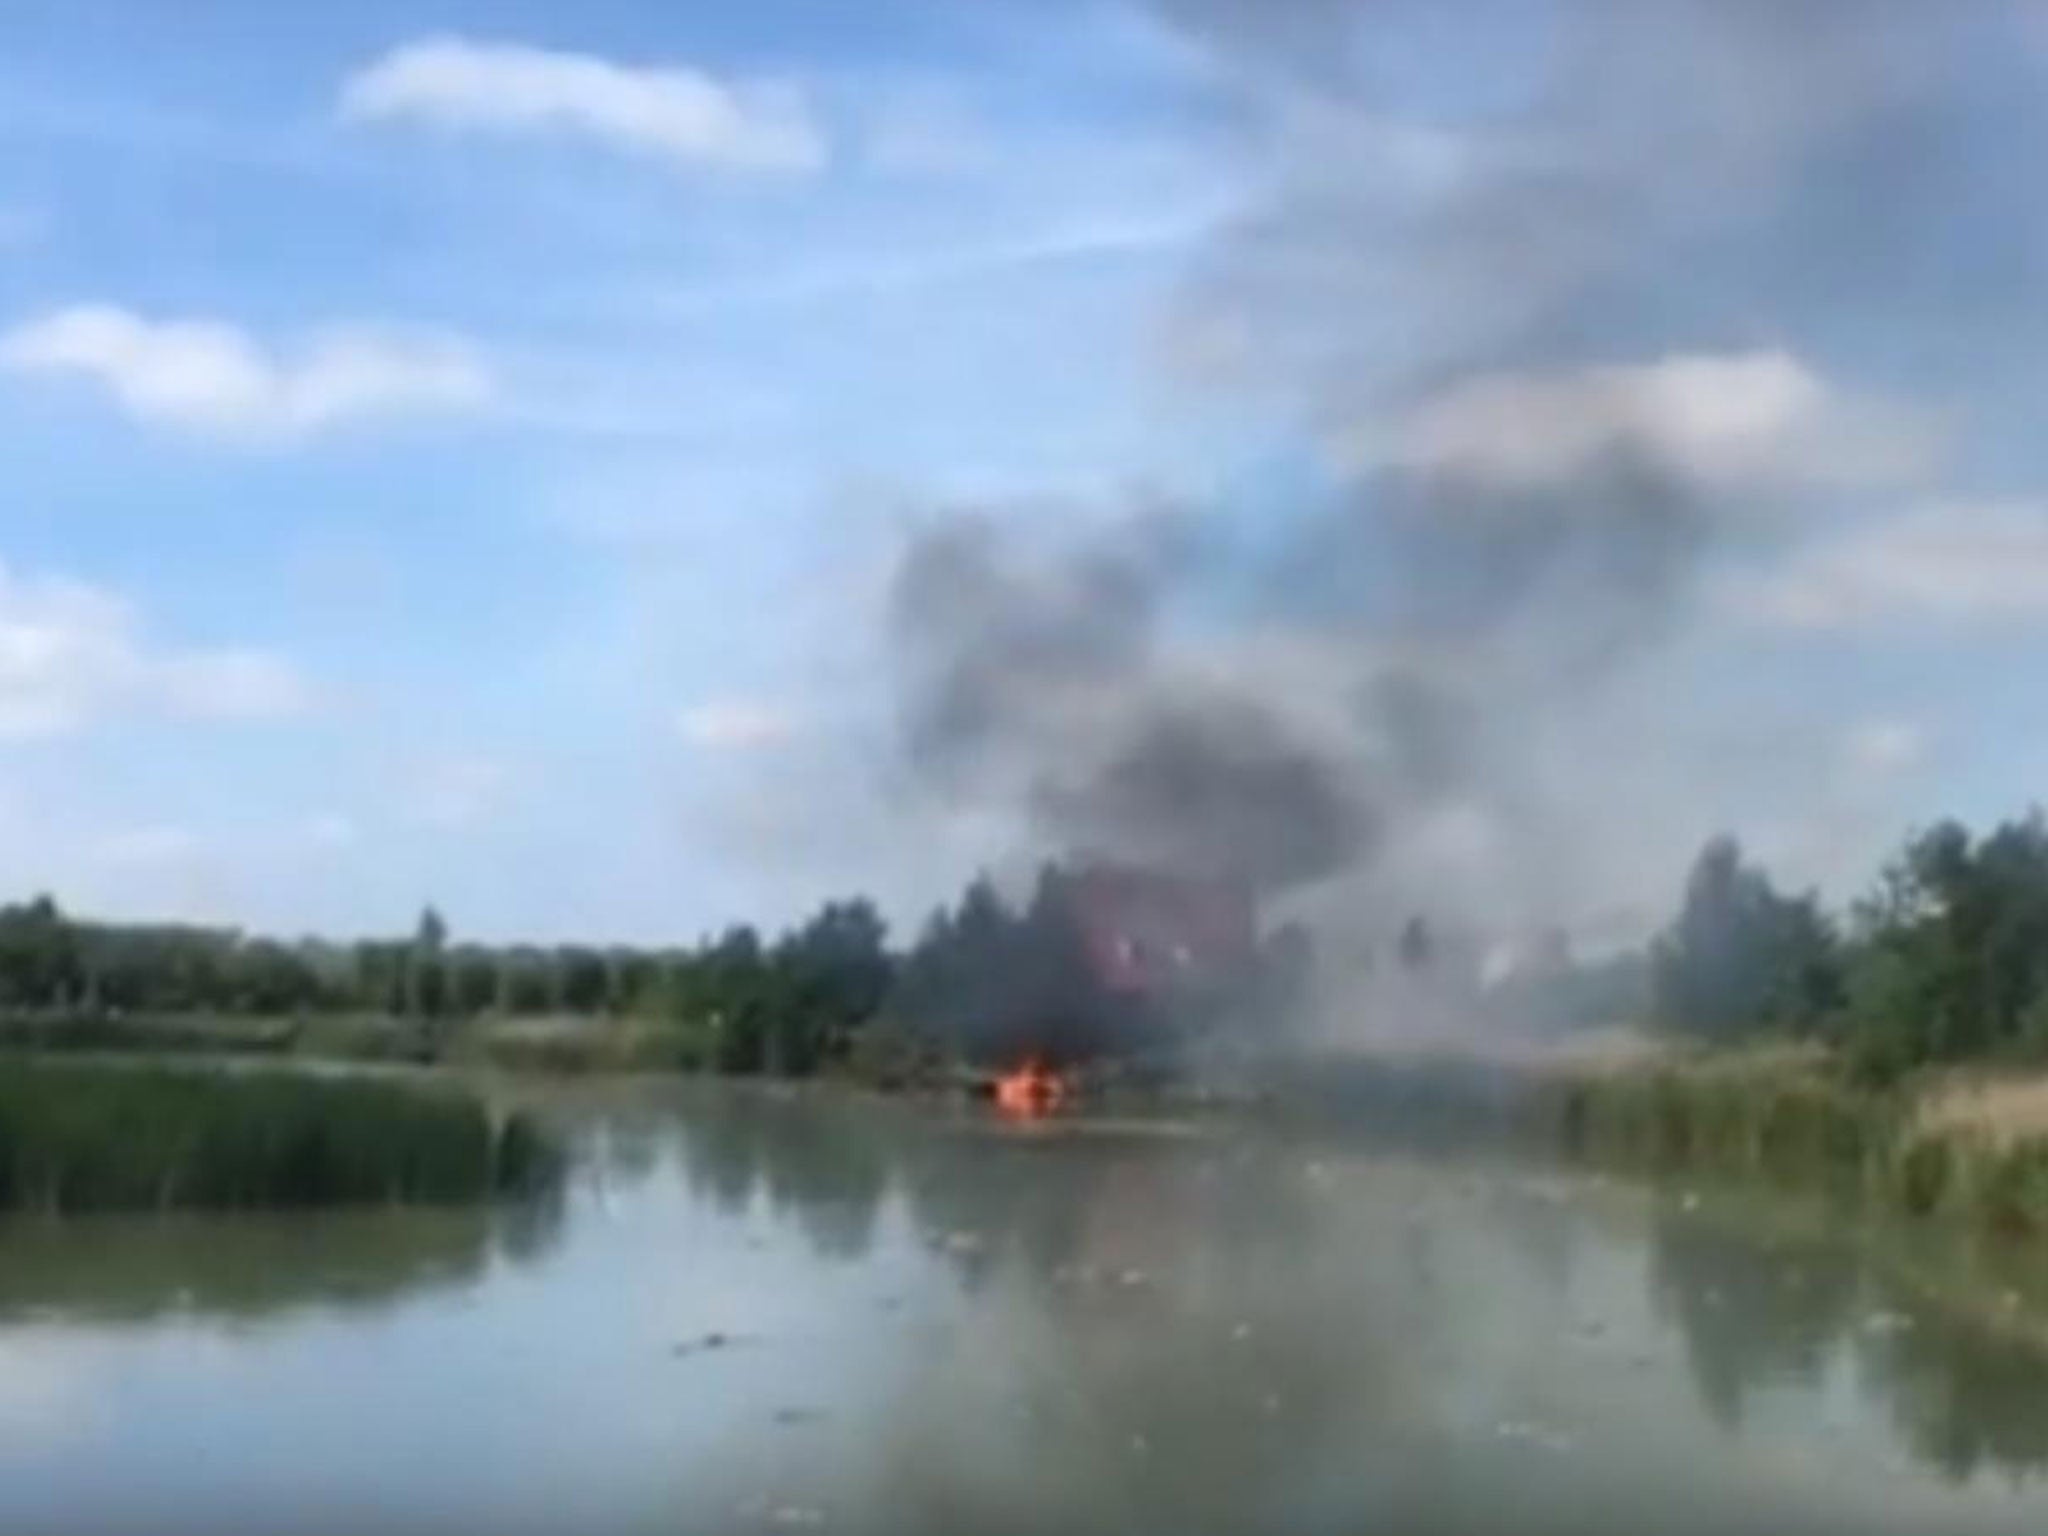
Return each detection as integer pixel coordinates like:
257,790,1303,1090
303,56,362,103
1034,699,1375,890
884,461,1698,907
1287,451,1708,673
883,0,2040,955
889,511,1379,892
892,511,1163,792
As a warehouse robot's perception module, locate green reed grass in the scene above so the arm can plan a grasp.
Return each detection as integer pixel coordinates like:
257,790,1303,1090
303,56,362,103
1547,1058,2048,1236
0,1063,557,1213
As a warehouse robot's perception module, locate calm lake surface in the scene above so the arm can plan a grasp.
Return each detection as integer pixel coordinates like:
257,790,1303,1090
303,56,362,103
3,1079,2048,1535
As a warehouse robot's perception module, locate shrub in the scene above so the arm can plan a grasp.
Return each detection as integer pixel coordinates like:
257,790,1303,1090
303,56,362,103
1974,1138,2048,1236
1892,1137,1955,1216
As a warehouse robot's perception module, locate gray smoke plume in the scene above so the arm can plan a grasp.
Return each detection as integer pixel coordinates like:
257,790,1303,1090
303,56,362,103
884,0,2038,981
891,508,1380,892
885,458,1701,933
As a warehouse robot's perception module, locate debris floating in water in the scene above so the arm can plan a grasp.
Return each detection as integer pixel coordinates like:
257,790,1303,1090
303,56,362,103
1495,1419,1576,1455
735,1496,827,1528
674,1330,756,1357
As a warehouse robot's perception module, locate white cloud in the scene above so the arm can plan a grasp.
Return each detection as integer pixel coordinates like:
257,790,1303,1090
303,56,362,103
0,564,309,738
157,651,313,720
677,699,798,749
1375,350,1931,490
0,306,492,439
1731,502,2048,630
645,202,1226,316
403,755,519,830
340,35,826,174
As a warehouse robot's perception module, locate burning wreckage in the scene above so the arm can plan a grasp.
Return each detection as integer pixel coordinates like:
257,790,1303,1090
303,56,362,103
957,862,1292,1113
942,863,1494,1116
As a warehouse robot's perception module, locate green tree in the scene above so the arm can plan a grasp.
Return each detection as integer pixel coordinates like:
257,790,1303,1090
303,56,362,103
701,926,769,1073
1839,815,2048,1076
231,939,319,1014
407,906,448,1019
1652,837,1840,1039
448,946,499,1017
555,947,609,1014
766,899,892,1075
0,896,81,1009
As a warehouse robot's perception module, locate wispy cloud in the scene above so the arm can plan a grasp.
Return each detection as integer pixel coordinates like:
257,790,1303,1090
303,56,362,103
646,202,1226,316
1730,502,2048,630
0,563,311,738
156,652,313,720
340,36,826,174
0,306,492,440
1372,350,1933,491
677,699,798,750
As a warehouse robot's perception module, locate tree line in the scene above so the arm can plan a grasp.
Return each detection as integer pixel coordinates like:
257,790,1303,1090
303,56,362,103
14,804,2048,1081
0,861,1295,1078
0,893,893,1076
1649,811,2048,1079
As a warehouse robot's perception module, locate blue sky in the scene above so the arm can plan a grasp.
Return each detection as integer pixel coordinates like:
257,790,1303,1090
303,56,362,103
3,1,2047,948
0,0,1250,941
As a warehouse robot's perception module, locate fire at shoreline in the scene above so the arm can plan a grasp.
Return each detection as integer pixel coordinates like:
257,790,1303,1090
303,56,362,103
992,1059,1069,1119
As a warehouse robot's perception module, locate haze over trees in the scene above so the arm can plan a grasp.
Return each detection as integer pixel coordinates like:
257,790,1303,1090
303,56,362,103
1650,836,1840,1041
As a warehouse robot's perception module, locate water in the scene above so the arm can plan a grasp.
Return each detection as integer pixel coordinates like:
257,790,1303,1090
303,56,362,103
2,1080,2048,1535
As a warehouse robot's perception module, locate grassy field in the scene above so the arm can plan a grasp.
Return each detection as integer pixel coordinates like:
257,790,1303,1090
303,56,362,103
0,1062,557,1213
0,1008,701,1074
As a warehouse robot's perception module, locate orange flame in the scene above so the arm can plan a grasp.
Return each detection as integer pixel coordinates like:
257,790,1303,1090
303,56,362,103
993,1059,1068,1118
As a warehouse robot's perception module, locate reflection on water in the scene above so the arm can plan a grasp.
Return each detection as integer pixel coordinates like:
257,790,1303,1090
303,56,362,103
0,1210,499,1325
1650,1208,1862,1432
1871,1296,2048,1483
0,1081,2046,1535
668,1089,891,1261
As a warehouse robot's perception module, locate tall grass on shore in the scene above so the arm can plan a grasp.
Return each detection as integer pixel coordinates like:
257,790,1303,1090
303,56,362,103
0,1064,557,1213
1543,1054,2048,1237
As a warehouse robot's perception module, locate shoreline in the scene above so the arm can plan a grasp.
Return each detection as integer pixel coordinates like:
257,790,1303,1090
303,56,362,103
1538,1047,2048,1238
